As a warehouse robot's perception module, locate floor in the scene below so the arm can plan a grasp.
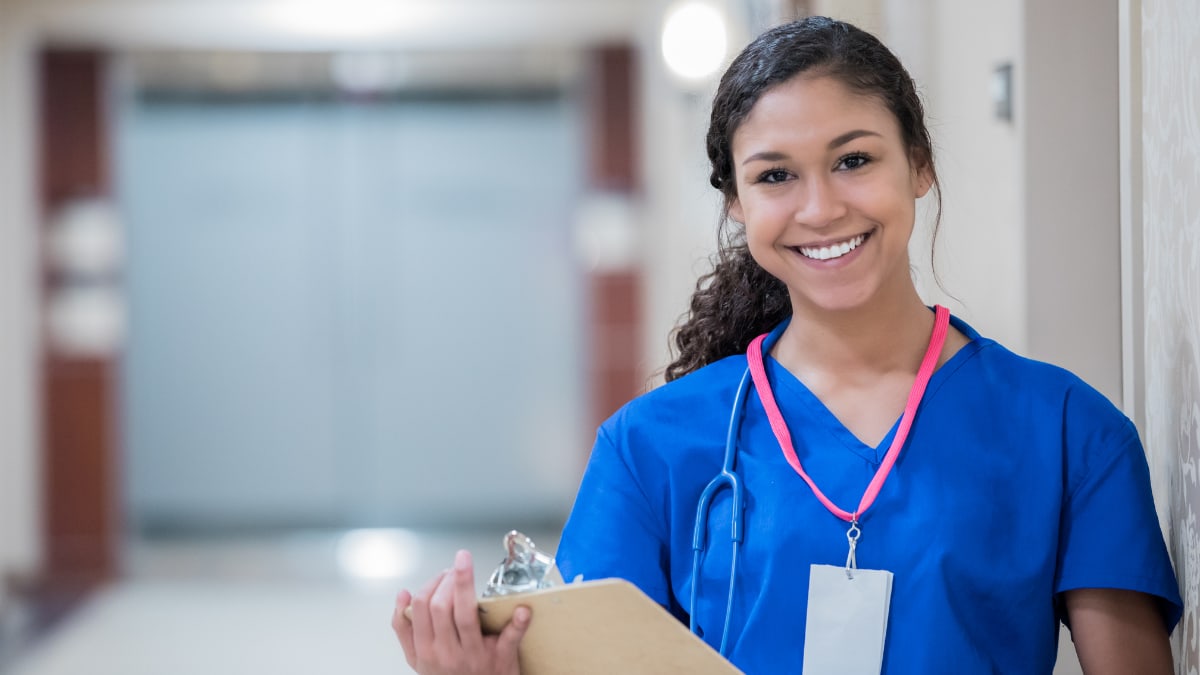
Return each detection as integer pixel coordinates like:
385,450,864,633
0,527,1084,674
1,528,560,675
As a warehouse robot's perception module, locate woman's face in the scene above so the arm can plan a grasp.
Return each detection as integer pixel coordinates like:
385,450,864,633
728,74,931,315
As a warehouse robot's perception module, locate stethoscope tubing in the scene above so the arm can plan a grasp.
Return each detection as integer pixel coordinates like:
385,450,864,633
690,366,754,656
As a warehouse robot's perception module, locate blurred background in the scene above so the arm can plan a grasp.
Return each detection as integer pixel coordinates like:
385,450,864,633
1,0,1198,673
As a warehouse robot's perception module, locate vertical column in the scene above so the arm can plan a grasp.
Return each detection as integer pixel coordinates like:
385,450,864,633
1023,0,1122,404
0,0,38,620
38,50,121,588
581,45,643,433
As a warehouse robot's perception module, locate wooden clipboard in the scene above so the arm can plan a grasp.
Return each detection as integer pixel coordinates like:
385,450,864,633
475,578,744,674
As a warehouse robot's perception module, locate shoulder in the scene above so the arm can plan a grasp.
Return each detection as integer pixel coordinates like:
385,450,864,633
594,354,746,458
570,356,746,530
952,315,1125,421
604,354,748,430
951,317,1139,486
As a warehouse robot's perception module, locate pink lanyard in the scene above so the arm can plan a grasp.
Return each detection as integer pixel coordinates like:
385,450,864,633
746,305,950,524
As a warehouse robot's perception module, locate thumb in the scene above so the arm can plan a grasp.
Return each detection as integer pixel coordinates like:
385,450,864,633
494,605,532,665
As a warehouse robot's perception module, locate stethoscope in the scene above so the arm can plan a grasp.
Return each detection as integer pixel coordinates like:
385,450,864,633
689,321,787,656
687,307,949,656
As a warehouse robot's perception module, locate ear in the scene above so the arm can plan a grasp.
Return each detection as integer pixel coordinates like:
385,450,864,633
728,197,745,224
912,169,931,198
910,150,934,198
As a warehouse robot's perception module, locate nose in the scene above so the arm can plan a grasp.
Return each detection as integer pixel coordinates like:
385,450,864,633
793,174,847,229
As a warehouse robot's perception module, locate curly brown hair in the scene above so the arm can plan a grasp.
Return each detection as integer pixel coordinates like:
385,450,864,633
664,16,942,381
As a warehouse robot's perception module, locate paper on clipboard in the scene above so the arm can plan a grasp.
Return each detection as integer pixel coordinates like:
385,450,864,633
474,578,744,675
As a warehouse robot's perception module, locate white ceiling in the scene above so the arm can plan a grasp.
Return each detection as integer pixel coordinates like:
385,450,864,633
13,0,651,51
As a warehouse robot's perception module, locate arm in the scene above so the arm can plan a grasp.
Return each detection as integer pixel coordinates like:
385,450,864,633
1065,588,1173,675
1052,389,1182,670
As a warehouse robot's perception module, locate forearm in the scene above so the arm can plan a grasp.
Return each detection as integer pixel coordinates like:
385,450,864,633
1066,588,1173,675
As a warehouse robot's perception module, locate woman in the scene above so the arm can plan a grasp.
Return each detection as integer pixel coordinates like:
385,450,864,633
393,16,1181,674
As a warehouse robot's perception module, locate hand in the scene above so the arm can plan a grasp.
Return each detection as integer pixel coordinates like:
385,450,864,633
392,549,532,675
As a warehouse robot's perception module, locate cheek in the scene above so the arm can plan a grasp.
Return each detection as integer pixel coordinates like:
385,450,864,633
848,181,916,226
744,222,793,281
741,203,788,250
739,195,790,228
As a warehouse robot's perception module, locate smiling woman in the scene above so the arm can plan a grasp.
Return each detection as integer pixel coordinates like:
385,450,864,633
392,16,1181,675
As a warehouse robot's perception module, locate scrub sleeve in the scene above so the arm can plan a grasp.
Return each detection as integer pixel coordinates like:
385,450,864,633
558,426,676,614
1055,391,1182,628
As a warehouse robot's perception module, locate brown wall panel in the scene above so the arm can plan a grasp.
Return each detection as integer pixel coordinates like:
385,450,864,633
40,50,110,209
590,271,644,425
41,359,120,581
586,45,639,193
584,46,644,431
39,49,120,586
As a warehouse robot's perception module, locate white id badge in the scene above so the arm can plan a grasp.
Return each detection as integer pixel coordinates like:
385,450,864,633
801,564,893,675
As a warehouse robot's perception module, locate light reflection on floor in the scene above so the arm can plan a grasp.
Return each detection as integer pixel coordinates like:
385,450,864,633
3,528,561,675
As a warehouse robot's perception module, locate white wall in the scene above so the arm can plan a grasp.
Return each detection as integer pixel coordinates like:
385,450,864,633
901,0,1026,353
636,0,731,381
1139,0,1200,668
0,0,41,609
884,0,1123,406
810,0,883,36
1024,0,1122,403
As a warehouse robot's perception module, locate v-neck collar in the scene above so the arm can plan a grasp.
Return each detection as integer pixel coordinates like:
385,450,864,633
757,312,985,466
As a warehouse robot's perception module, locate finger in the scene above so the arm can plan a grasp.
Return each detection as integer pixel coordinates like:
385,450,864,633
410,570,447,663
493,605,532,667
429,564,461,650
392,590,417,669
451,550,484,653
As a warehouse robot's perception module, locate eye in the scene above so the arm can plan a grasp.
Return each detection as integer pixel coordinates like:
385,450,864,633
835,152,872,171
754,168,792,184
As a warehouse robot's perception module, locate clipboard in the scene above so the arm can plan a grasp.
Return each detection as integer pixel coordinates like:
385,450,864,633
403,578,743,673
474,578,744,674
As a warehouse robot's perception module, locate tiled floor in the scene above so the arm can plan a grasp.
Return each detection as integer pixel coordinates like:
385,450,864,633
2,528,560,675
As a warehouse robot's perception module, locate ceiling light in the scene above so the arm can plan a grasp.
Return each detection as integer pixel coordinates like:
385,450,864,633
661,2,727,83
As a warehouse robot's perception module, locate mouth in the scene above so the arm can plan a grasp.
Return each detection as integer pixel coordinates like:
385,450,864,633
791,231,872,262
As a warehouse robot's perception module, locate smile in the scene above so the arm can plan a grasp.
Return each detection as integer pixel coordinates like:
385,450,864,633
795,232,869,261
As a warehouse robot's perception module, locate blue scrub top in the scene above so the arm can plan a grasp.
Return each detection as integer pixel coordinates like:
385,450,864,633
556,314,1182,674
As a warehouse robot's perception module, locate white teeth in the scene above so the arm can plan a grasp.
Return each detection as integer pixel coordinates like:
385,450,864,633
799,234,866,260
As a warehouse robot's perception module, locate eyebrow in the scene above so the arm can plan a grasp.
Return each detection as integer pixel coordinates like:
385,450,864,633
829,129,882,148
740,129,883,166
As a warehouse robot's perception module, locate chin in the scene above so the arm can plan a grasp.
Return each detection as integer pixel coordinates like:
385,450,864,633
800,273,898,310
794,292,876,315
787,271,904,316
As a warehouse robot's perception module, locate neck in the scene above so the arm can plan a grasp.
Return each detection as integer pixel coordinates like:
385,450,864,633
774,285,935,379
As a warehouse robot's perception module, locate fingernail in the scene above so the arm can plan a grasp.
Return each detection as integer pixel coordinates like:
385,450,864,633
455,549,471,571
513,606,531,624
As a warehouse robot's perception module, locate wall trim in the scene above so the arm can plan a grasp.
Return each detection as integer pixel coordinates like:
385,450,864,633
1119,0,1145,431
